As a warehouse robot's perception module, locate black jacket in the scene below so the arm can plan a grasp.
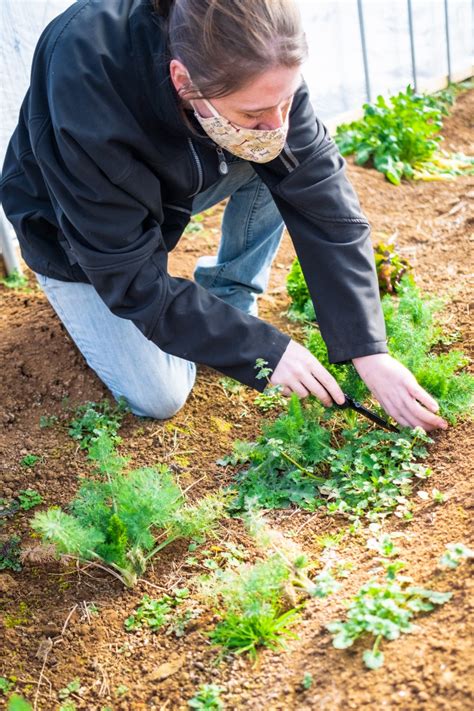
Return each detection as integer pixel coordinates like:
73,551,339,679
1,0,388,391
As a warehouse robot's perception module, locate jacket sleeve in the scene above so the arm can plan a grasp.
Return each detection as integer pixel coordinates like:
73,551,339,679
29,51,289,390
253,81,388,363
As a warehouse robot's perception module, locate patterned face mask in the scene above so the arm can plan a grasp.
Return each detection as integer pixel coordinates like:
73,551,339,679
191,97,291,163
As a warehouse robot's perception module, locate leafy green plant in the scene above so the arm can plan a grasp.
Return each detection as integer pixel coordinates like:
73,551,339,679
287,242,413,326
0,678,14,695
302,673,313,690
304,277,474,422
58,679,81,700
0,270,29,290
68,399,127,450
17,489,43,511
39,414,59,429
327,577,451,669
226,395,431,519
439,542,474,569
20,454,41,468
204,554,301,659
0,536,22,572
334,84,473,185
32,465,225,587
373,241,414,295
188,684,224,710
124,588,189,632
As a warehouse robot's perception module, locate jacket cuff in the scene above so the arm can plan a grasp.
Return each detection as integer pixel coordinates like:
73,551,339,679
328,340,388,365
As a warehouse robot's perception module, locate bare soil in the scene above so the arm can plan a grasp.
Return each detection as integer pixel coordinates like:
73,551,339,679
0,89,473,711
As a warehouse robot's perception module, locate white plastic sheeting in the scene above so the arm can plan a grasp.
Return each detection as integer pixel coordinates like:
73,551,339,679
0,0,472,272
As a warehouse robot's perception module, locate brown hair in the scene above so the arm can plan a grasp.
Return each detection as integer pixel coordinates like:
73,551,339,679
152,0,307,99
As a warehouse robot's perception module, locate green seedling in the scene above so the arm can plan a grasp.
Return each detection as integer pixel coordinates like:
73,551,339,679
188,684,224,710
0,270,29,290
0,536,22,572
0,678,14,695
39,414,59,429
124,589,189,632
184,214,205,234
439,542,474,569
58,679,81,700
334,83,473,184
254,386,287,412
59,702,76,711
68,398,127,449
32,464,225,587
17,489,43,511
302,672,313,690
366,533,399,558
298,275,474,421
327,576,451,669
244,507,340,600
114,684,129,697
432,488,446,504
203,554,300,660
227,394,432,520
219,377,244,396
20,455,41,468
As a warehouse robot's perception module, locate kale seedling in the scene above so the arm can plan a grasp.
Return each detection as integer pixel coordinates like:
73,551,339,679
124,589,189,632
0,678,14,695
68,399,127,450
17,489,43,511
327,578,451,669
439,542,474,569
20,455,41,468
188,684,224,710
0,536,22,572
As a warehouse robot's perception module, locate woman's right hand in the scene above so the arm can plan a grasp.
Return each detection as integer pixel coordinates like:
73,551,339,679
270,339,346,407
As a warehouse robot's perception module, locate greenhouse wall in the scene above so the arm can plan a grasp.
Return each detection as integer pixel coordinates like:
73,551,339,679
0,0,473,267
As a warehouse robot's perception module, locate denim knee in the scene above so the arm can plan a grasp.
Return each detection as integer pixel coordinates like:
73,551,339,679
117,364,196,420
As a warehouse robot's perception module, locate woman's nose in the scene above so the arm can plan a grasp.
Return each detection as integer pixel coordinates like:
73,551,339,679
256,102,290,130
256,110,284,130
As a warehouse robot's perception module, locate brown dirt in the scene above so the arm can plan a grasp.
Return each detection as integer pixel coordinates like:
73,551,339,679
0,89,473,711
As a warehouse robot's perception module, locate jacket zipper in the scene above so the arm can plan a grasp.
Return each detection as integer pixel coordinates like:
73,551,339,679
187,138,204,196
215,146,228,175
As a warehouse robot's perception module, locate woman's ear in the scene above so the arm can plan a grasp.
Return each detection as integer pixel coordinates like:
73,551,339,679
169,58,190,94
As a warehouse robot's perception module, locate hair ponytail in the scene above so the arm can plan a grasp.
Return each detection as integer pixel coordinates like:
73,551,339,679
152,0,307,99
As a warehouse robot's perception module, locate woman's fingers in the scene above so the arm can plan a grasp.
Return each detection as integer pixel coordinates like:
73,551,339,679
401,393,448,431
270,339,345,408
407,381,441,413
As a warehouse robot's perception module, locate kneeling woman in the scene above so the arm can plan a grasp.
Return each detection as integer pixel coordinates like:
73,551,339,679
1,0,446,431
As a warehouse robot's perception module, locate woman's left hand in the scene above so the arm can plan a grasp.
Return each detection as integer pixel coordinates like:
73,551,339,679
352,353,448,432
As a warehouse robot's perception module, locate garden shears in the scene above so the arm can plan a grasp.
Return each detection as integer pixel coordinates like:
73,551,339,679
336,394,399,433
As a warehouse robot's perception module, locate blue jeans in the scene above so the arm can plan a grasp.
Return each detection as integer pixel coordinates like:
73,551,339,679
36,160,285,418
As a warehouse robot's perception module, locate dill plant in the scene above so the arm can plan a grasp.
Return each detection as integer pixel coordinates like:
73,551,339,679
203,554,300,659
32,466,226,587
304,277,474,422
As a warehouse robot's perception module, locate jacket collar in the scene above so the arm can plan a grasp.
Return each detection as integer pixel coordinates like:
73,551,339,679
130,0,212,143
